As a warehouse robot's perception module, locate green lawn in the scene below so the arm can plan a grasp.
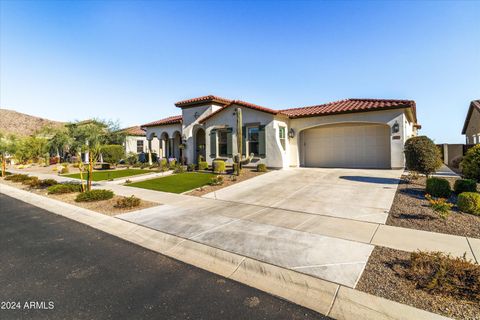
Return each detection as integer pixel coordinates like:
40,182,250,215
126,172,216,193
63,169,151,181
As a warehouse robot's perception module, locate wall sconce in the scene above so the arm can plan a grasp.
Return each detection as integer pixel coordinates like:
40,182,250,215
182,134,187,144
288,128,295,138
392,121,400,134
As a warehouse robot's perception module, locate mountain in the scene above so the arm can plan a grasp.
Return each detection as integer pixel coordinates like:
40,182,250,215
0,108,64,137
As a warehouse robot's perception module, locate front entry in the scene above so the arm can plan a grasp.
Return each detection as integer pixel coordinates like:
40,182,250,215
195,128,206,163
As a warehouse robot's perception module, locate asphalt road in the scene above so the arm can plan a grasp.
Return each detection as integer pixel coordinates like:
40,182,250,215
0,194,330,320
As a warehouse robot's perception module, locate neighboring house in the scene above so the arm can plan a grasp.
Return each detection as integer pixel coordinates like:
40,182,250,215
142,95,420,169
462,100,480,145
120,126,160,155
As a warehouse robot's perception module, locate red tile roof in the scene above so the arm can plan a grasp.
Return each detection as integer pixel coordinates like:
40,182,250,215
175,95,232,108
120,126,146,136
198,100,278,123
279,99,416,119
462,99,480,134
141,115,182,127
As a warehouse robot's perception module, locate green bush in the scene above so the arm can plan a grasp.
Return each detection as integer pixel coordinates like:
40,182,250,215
209,175,224,186
114,195,141,208
461,144,480,182
404,136,442,176
426,177,451,198
101,145,125,164
75,189,114,202
168,159,177,170
23,176,39,187
38,179,58,188
425,194,453,220
47,183,82,194
257,164,267,172
198,161,209,171
60,166,69,174
213,160,226,173
457,192,480,216
187,164,196,172
5,174,30,182
173,164,185,174
126,152,138,165
100,163,111,170
454,179,477,194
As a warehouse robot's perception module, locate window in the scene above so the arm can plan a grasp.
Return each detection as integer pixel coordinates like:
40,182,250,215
136,140,144,153
218,130,228,157
247,127,259,156
279,126,286,150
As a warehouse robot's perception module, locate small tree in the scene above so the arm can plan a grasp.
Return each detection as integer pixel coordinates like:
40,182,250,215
0,133,18,177
404,136,442,177
100,145,125,165
461,145,480,182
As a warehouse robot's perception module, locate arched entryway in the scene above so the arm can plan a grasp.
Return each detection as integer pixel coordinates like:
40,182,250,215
195,128,206,163
160,132,169,158
172,131,182,161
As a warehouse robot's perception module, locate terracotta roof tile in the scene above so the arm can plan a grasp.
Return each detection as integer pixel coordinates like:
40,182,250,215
141,115,182,127
199,100,278,123
120,126,146,136
175,95,232,107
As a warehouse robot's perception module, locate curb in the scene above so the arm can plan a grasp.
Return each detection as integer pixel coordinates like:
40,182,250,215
0,184,451,320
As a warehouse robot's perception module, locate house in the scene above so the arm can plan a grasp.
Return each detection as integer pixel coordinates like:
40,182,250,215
120,126,160,156
141,95,420,169
462,100,480,145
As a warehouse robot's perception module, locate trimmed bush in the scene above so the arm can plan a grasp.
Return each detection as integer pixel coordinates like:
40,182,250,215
23,176,40,187
114,195,141,208
198,162,208,171
257,164,267,172
461,144,480,182
213,160,226,173
426,177,451,198
209,175,224,186
5,174,30,182
75,189,114,202
457,192,480,216
47,183,82,194
101,145,125,164
173,164,185,174
126,152,138,165
404,136,442,176
454,179,477,194
187,164,196,172
168,159,177,170
38,179,58,188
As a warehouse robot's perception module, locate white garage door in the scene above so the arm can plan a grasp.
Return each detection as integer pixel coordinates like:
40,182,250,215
302,123,390,168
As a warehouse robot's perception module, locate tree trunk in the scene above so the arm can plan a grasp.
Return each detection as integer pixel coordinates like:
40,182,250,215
88,155,93,191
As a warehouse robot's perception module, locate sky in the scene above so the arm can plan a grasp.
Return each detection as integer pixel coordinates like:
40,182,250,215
1,0,479,143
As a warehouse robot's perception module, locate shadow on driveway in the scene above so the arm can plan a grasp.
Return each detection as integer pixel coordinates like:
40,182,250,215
339,176,402,185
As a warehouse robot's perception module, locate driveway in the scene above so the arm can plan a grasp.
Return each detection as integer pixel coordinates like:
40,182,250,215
203,168,404,224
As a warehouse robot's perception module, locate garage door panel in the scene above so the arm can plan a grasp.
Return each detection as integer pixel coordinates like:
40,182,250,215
303,123,390,169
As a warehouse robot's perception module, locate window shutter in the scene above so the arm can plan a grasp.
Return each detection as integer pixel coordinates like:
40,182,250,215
210,129,217,158
242,126,246,156
259,125,266,157
226,128,233,157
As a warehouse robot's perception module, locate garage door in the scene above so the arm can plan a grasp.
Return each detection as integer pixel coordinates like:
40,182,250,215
302,123,390,168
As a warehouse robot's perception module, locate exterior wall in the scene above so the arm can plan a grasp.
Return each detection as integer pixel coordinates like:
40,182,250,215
202,104,286,168
442,144,463,166
124,135,159,155
288,108,412,169
144,124,182,159
465,108,480,144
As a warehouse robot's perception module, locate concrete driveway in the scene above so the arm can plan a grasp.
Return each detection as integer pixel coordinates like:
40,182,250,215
203,168,403,224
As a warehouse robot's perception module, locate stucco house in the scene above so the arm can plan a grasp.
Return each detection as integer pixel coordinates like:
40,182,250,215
120,126,160,156
462,100,480,145
141,95,420,169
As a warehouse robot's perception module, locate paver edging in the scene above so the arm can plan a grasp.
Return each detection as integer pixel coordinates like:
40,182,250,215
0,183,452,320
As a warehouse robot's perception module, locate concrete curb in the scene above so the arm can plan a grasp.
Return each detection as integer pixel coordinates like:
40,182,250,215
0,184,451,320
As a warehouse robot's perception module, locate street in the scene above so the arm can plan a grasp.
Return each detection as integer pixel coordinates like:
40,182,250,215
0,194,329,320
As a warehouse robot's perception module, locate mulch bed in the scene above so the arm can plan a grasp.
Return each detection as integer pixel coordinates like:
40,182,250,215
186,168,265,197
386,176,480,238
357,246,480,320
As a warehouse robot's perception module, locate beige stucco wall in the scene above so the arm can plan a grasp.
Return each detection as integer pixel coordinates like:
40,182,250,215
465,108,480,144
124,135,159,155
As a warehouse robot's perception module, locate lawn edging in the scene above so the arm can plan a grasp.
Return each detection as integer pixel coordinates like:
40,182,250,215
0,184,453,320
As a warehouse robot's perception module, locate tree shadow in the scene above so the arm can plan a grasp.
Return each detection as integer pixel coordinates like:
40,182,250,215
339,176,402,184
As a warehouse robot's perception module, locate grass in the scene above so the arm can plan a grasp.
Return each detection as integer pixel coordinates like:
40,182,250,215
126,172,216,193
63,169,151,181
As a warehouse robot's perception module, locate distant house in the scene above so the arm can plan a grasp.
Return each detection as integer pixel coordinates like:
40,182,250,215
462,100,480,144
120,126,160,156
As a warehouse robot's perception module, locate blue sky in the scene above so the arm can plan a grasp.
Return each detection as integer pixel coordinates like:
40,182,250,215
1,1,478,143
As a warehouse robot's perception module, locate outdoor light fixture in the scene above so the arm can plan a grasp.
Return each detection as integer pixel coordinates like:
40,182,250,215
392,121,400,134
288,128,295,138
182,134,187,144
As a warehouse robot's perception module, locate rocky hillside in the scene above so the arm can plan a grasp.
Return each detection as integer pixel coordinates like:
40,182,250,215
0,108,64,137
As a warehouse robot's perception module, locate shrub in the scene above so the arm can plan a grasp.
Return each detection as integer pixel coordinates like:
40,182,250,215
38,179,58,188
257,164,267,172
101,145,125,164
173,164,185,174
5,174,30,182
198,161,209,171
232,163,239,175
457,192,480,216
100,163,111,170
425,177,451,198
114,195,141,208
168,159,177,170
209,175,224,186
126,152,138,165
47,183,82,194
451,155,463,170
404,171,420,183
404,136,442,177
406,251,480,301
159,159,168,171
23,176,40,187
454,179,477,194
60,166,69,174
461,144,480,182
187,164,196,172
75,189,114,202
425,194,453,220
213,160,226,173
